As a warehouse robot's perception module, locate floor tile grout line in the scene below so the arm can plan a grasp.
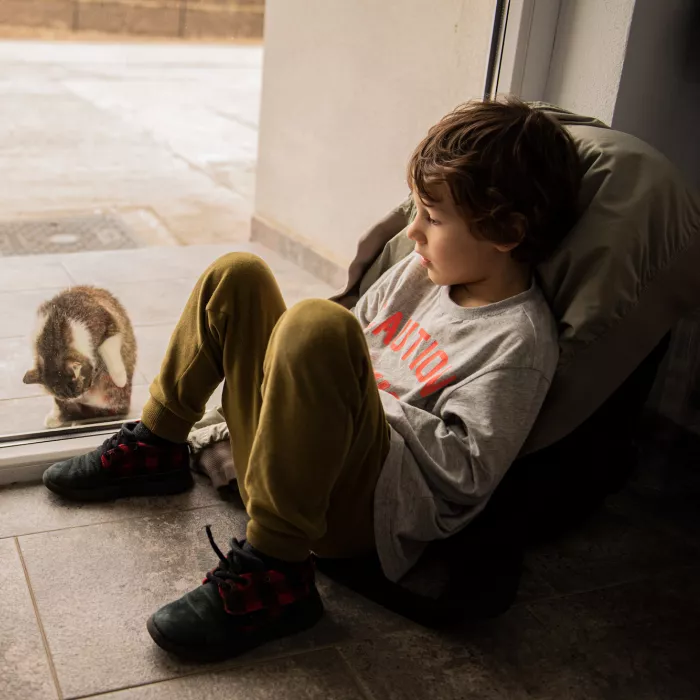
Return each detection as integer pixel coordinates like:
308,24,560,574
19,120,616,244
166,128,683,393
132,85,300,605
336,646,379,700
65,642,361,700
0,500,230,541
133,204,181,246
0,395,48,403
0,288,64,296
521,564,700,615
14,536,65,700
212,107,259,132
170,151,246,196
59,259,78,287
518,578,644,611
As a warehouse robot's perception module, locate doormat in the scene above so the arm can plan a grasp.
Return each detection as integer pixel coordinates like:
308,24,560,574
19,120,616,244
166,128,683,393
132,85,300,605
0,213,139,256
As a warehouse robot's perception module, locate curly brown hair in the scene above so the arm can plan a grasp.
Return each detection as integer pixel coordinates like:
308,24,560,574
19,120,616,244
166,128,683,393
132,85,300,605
407,97,581,265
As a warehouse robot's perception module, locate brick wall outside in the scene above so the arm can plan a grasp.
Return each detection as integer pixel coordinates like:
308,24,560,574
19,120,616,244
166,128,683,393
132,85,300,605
0,0,265,40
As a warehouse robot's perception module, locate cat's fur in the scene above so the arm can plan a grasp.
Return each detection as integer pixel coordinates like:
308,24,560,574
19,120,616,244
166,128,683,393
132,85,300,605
23,286,137,428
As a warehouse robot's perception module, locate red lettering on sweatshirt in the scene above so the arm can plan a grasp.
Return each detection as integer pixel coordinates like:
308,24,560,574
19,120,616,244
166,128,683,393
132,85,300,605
409,340,438,370
372,311,403,346
390,319,419,352
419,370,458,398
415,350,448,381
368,312,457,398
402,327,430,361
374,371,399,399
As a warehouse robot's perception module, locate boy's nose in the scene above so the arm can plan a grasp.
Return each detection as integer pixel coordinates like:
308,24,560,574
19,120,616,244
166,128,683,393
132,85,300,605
406,222,424,242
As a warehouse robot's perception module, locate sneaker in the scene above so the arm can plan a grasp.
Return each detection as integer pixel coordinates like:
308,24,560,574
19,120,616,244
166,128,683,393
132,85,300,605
42,421,193,501
146,526,324,662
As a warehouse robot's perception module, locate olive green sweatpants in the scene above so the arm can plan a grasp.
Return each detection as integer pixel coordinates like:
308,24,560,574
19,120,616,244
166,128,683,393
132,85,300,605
142,253,390,561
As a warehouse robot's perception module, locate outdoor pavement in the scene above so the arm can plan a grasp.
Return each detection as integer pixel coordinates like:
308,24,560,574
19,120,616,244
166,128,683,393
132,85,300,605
0,243,334,437
0,39,262,245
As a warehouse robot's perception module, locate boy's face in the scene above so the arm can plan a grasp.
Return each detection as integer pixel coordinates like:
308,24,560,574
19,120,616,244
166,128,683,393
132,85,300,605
406,186,516,288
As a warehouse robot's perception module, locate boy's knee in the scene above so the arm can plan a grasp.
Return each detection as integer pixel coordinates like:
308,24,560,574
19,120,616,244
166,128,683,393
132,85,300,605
201,253,282,310
275,299,363,358
206,252,271,285
198,253,283,315
283,298,356,333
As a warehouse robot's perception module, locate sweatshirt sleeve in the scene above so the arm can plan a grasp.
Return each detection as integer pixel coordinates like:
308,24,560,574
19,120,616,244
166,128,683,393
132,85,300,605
352,255,414,329
379,366,551,507
352,282,382,329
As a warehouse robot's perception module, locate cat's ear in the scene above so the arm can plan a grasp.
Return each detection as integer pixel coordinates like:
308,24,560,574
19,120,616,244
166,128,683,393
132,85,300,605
23,368,41,385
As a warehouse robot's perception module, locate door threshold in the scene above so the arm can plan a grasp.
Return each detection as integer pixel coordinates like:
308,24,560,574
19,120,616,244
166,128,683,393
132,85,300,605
0,433,110,486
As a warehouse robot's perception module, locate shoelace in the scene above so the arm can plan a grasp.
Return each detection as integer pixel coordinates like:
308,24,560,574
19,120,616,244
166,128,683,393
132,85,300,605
204,525,265,590
99,426,140,466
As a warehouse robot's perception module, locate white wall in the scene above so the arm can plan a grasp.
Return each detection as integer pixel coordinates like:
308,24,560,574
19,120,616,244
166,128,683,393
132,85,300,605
544,0,636,124
612,0,700,188
542,0,699,187
254,0,495,266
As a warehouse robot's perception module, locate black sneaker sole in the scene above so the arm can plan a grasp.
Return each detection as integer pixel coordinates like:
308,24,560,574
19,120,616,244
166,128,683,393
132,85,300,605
146,589,325,662
43,468,195,502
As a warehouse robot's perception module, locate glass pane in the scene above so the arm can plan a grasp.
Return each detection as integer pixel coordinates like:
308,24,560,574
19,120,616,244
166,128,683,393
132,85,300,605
0,38,333,441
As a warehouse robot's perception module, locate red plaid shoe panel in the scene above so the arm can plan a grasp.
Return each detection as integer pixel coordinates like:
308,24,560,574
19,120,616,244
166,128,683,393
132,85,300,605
216,561,316,621
101,441,188,477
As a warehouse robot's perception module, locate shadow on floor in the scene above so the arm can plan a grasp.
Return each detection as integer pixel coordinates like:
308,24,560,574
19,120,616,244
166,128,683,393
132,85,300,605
0,425,698,699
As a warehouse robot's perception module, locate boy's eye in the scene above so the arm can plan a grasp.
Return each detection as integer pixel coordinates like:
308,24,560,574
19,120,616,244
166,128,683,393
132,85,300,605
422,211,440,226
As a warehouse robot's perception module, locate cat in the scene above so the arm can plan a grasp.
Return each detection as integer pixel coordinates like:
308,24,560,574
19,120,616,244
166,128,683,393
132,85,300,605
23,286,137,428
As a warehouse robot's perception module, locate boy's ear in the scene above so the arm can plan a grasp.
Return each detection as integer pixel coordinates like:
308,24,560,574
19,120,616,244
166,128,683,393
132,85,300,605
493,214,526,253
23,368,41,385
494,240,521,253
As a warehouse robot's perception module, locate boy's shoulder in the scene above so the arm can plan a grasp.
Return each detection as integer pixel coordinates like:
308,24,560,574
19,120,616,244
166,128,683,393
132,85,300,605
501,285,559,378
445,283,559,380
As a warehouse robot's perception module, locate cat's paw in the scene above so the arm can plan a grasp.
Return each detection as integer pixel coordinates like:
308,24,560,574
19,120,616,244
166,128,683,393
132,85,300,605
44,410,64,429
109,368,128,389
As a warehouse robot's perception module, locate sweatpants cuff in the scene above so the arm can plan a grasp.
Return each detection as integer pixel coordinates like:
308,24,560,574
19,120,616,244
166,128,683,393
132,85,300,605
246,520,311,562
141,396,193,444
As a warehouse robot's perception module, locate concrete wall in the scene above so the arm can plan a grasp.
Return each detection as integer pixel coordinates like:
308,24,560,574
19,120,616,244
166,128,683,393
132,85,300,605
0,0,265,40
253,0,495,272
544,0,636,124
612,0,700,188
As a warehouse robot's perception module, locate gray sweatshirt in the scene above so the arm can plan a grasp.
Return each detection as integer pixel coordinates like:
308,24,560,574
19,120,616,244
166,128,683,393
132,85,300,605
353,254,559,582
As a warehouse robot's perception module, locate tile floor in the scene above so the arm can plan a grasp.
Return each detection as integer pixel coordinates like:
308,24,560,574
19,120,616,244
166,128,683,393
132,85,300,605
0,242,335,437
0,468,698,699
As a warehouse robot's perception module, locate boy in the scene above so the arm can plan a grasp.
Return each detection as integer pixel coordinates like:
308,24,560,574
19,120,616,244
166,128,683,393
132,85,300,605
43,98,581,661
